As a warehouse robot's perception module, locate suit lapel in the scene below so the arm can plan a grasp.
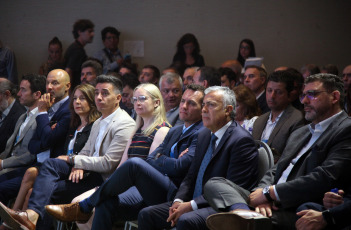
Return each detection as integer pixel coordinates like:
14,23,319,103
253,113,269,140
212,122,234,158
98,108,121,154
267,105,293,145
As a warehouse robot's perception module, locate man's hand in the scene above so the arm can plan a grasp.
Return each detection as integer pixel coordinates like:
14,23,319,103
56,155,69,163
167,201,192,227
179,148,188,158
254,203,274,217
323,190,344,209
38,93,55,112
249,188,269,207
68,168,84,183
296,210,327,230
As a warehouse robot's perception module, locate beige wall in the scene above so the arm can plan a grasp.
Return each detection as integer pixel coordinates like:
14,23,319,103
1,0,351,78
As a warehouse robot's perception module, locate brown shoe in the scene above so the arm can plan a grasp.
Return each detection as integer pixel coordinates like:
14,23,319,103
0,202,35,230
45,202,92,223
206,209,272,230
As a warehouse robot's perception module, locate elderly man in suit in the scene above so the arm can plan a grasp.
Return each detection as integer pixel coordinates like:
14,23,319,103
136,86,259,230
205,73,351,230
44,84,205,230
252,70,305,161
0,75,135,230
0,78,26,153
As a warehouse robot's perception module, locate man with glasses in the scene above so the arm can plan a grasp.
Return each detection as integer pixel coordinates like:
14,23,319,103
205,73,351,230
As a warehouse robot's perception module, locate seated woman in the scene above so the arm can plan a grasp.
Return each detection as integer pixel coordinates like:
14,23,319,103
0,84,100,230
233,84,261,134
64,83,171,230
38,37,65,76
171,33,205,75
236,38,256,67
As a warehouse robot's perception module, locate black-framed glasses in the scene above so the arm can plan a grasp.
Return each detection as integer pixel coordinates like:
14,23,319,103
131,95,148,104
299,90,327,102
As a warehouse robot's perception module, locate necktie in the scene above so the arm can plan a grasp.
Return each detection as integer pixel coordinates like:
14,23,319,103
193,134,218,198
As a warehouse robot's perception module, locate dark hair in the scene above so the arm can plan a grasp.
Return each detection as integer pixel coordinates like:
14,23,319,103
286,67,304,92
175,33,201,58
218,67,237,84
245,65,267,80
234,84,261,119
0,78,17,97
198,66,221,87
143,65,160,81
121,73,140,89
72,19,94,39
69,84,101,128
81,60,103,76
48,37,62,50
305,73,344,108
237,38,256,66
268,71,295,94
322,64,339,76
119,62,138,76
96,75,123,94
101,26,120,41
22,74,46,95
186,84,205,104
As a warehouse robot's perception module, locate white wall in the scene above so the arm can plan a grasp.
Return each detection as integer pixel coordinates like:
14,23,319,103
1,0,351,78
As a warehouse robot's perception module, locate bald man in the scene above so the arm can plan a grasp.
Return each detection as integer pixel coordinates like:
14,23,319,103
28,69,71,159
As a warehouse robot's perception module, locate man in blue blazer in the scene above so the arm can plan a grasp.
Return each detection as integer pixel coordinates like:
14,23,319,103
44,84,205,230
137,86,259,230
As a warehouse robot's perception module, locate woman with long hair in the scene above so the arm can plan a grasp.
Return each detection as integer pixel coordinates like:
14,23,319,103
237,38,256,67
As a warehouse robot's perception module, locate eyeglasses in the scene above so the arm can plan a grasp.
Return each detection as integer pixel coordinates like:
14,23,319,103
299,90,327,102
240,45,250,50
342,73,351,78
131,95,148,104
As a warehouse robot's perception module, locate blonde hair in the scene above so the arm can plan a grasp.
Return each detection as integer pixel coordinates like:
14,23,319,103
134,83,170,136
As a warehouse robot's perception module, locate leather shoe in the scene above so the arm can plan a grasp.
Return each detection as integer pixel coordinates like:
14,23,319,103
0,202,35,230
45,202,92,223
206,209,272,230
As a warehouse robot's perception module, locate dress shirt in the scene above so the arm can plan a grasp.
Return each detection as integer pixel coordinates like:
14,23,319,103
16,107,38,144
261,111,284,142
170,123,194,158
273,111,343,201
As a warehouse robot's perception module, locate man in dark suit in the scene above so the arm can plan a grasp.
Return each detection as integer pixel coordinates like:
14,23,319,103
137,86,259,230
43,84,205,230
0,78,26,153
205,73,351,230
252,70,305,161
244,65,270,113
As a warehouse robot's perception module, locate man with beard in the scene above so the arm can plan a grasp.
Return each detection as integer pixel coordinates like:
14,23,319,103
80,60,102,86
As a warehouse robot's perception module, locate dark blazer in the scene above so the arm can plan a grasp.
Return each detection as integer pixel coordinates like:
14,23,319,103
258,111,351,209
63,122,94,155
257,91,270,114
252,104,305,160
28,99,71,158
0,100,25,153
175,121,259,209
147,120,203,187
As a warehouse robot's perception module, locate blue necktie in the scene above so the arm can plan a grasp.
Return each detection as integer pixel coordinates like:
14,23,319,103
193,134,218,198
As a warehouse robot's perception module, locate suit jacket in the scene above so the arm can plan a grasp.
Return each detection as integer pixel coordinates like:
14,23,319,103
252,104,304,160
74,107,136,181
63,122,94,155
0,109,38,173
147,120,203,188
0,99,26,153
258,111,351,209
28,99,71,158
166,106,184,127
257,91,270,114
175,121,259,209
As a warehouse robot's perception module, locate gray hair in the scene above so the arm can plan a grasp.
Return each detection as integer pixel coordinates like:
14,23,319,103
159,72,183,89
0,78,17,97
204,86,236,120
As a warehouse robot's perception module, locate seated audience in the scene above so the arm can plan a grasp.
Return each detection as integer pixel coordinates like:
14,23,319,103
80,59,102,86
0,75,136,230
204,73,351,230
39,37,65,76
45,84,205,230
159,72,184,126
0,78,26,153
301,63,320,79
243,65,270,113
233,84,261,134
139,65,160,85
94,26,123,74
321,64,339,76
192,66,221,88
171,33,205,74
252,70,304,161
182,66,198,88
237,38,256,67
219,67,237,90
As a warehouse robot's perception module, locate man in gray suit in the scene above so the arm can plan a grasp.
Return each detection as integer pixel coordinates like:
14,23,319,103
160,72,184,126
0,74,46,175
252,70,305,162
205,73,351,230
0,75,136,230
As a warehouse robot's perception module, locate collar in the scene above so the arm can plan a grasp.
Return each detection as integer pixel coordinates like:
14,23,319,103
268,110,284,123
2,99,15,117
101,107,120,124
51,96,69,113
213,120,233,143
256,90,265,100
308,111,343,134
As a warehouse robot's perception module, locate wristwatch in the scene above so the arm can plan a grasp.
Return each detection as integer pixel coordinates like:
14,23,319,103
68,154,76,165
262,186,274,202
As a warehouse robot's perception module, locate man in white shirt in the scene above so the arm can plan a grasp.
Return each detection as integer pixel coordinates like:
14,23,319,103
205,73,351,230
